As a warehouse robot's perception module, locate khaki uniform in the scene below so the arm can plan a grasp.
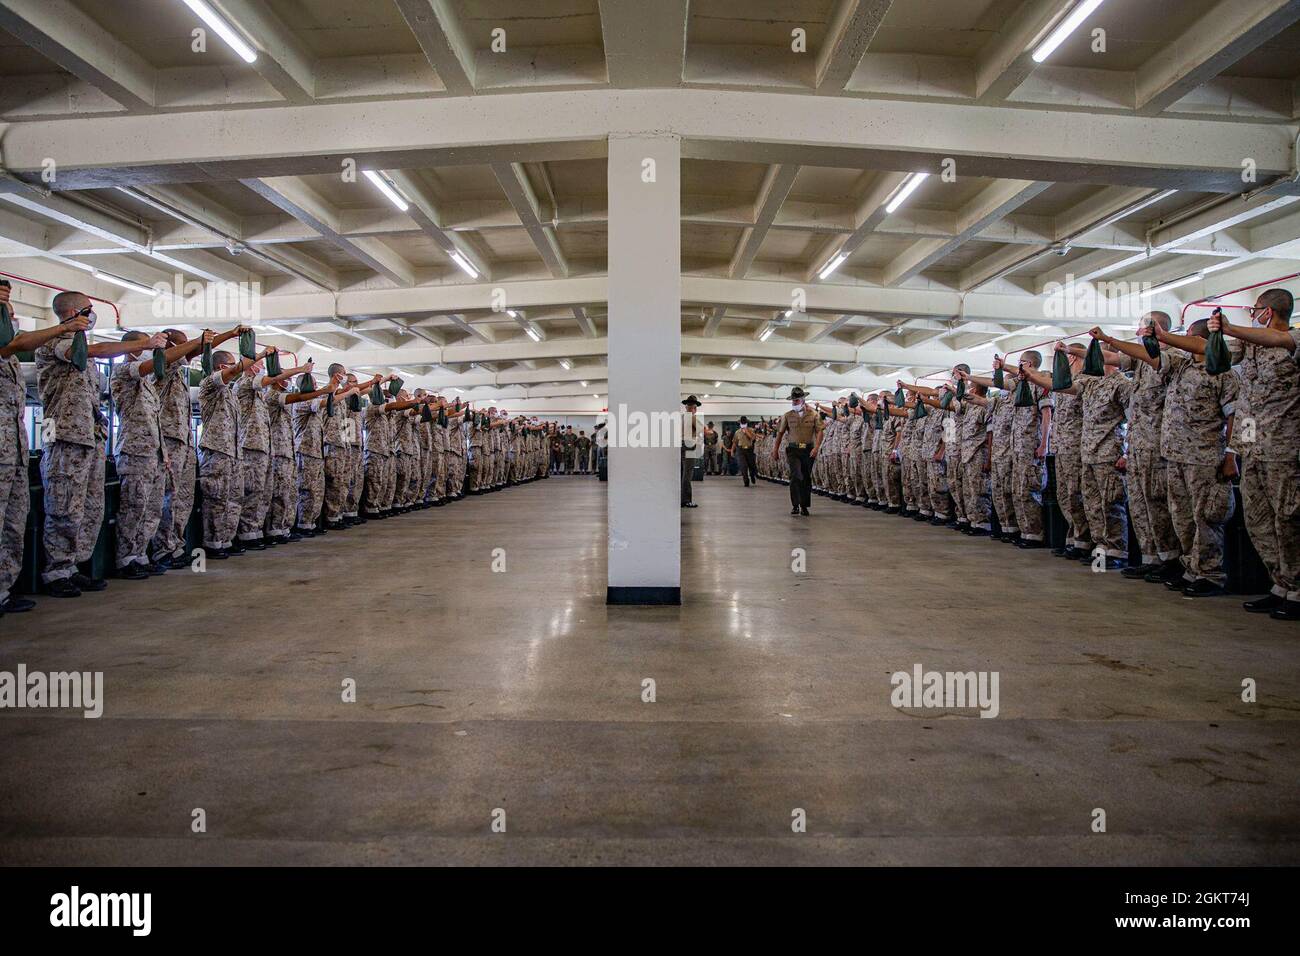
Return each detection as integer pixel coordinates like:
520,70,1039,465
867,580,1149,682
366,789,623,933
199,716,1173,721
780,406,822,509
1230,332,1300,601
197,371,241,550
0,353,29,603
266,387,295,538
1160,352,1237,586
1075,373,1132,558
322,395,355,522
292,396,328,529
1051,389,1091,552
362,399,393,515
344,399,364,518
1122,354,1180,565
988,389,1018,534
36,337,107,582
109,358,166,568
1010,381,1052,541
152,361,196,559
235,375,273,542
957,398,991,530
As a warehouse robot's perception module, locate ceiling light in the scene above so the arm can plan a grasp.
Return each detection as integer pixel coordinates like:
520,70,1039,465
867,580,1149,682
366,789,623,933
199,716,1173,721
758,326,774,342
818,252,847,280
1032,0,1106,64
1141,272,1205,298
702,394,710,399
558,358,573,370
448,250,479,279
363,170,409,212
885,172,930,215
968,341,1000,351
729,358,743,370
580,380,588,387
524,326,541,342
93,271,159,296
180,0,258,64
714,381,721,387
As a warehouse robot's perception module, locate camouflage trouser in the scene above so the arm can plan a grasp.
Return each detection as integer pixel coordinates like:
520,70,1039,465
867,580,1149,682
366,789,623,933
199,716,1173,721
237,449,272,542
846,450,861,499
962,458,992,530
344,447,363,518
153,437,195,559
421,446,436,501
1240,455,1300,601
392,451,410,507
322,445,349,521
927,458,951,519
0,461,29,602
114,451,164,569
1054,452,1092,550
882,452,902,508
1012,455,1045,541
362,453,391,515
198,449,240,550
267,455,296,537
296,454,325,530
41,439,105,583
451,453,466,495
1167,460,1234,587
1082,462,1127,558
950,456,968,524
401,451,419,505
1128,450,1180,564
902,454,923,512
992,456,1017,533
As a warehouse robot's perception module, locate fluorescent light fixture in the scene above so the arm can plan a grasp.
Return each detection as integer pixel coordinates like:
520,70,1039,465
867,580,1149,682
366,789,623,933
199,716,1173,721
968,341,1000,351
758,326,775,342
580,380,588,387
180,0,258,64
1032,0,1106,63
558,358,573,370
729,358,743,370
714,381,722,387
702,394,710,399
885,172,930,215
93,271,159,296
1141,272,1205,298
363,170,408,212
448,250,479,279
818,252,848,280
524,326,541,342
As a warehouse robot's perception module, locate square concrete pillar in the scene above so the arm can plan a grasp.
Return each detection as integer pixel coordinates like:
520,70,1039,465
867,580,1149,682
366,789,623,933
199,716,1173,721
606,133,681,605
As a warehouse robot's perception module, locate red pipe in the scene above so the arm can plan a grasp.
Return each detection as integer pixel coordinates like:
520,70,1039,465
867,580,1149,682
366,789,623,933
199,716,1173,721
0,268,122,325
1180,269,1300,322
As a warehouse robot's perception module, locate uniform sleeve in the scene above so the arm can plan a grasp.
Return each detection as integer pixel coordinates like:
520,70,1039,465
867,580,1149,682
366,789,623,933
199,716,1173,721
1036,385,1054,410
1220,368,1239,415
1112,375,1134,405
126,359,148,380
48,339,76,363
1289,329,1300,364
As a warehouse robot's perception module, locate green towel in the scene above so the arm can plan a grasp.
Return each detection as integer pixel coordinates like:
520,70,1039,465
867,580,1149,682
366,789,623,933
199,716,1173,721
437,407,448,427
939,390,953,410
265,350,282,376
463,405,472,423
238,329,256,360
1205,330,1232,376
326,392,336,417
955,378,965,401
874,407,884,430
0,304,14,349
992,365,1004,390
370,382,384,405
1142,335,1160,360
70,330,88,371
894,387,905,406
151,347,167,383
388,377,403,399
1014,378,1035,408
1051,349,1072,391
347,393,361,412
1083,338,1105,376
200,340,214,376
913,399,927,420
297,372,313,393
420,403,433,423
849,393,859,408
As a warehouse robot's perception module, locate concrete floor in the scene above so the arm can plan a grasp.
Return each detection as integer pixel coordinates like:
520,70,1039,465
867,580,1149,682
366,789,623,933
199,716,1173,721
1,475,1298,865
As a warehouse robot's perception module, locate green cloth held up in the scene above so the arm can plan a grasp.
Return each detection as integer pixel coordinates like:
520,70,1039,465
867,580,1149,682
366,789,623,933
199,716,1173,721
1083,338,1105,376
265,350,282,376
347,393,361,412
297,372,314,393
939,390,953,410
1205,330,1233,376
912,399,927,420
874,407,884,429
238,329,256,360
0,304,14,349
437,407,448,427
70,330,88,371
955,378,965,401
326,392,336,417
370,382,384,405
849,393,859,408
1013,377,1035,407
894,387,905,406
1142,335,1160,360
992,365,1004,390
200,340,214,376
1051,348,1072,391
388,377,403,398
151,347,167,383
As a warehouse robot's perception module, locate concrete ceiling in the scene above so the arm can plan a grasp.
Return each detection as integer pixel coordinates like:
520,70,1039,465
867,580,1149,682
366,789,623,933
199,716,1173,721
1,0,1299,413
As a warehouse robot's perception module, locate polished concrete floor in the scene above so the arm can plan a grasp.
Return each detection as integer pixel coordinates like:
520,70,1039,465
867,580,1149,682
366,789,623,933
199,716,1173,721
1,474,1298,865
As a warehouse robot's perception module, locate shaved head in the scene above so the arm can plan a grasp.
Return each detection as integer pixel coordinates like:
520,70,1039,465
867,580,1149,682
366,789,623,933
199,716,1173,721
51,290,89,319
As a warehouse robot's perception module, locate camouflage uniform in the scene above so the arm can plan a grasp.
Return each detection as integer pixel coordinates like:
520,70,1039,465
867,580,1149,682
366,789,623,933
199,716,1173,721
957,397,991,530
344,399,364,519
1229,333,1300,601
987,388,1018,535
921,408,950,520
1160,352,1237,587
235,374,272,543
880,412,903,509
0,353,29,604
197,371,241,551
1121,354,1180,565
109,357,166,569
265,387,296,539
445,417,466,497
1010,381,1052,542
430,411,448,502
292,395,328,530
322,396,354,523
1051,389,1091,552
362,398,392,515
36,338,107,582
901,415,923,514
152,360,196,561
1075,373,1132,559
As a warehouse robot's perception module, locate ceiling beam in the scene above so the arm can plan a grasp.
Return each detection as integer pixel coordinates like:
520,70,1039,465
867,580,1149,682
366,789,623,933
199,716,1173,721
212,0,317,103
815,0,894,91
730,164,800,278
491,162,568,277
384,168,491,279
598,0,689,88
974,0,1072,104
392,0,476,95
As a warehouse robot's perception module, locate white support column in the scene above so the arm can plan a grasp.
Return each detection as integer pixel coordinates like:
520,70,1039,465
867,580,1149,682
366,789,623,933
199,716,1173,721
606,133,681,605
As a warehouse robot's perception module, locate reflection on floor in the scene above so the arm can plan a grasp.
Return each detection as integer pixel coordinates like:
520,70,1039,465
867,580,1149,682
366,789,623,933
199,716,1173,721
1,475,1297,864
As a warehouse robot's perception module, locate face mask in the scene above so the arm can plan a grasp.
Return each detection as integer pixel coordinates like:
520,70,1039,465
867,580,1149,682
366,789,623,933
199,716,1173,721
1254,308,1270,328
792,400,804,410
84,310,97,330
